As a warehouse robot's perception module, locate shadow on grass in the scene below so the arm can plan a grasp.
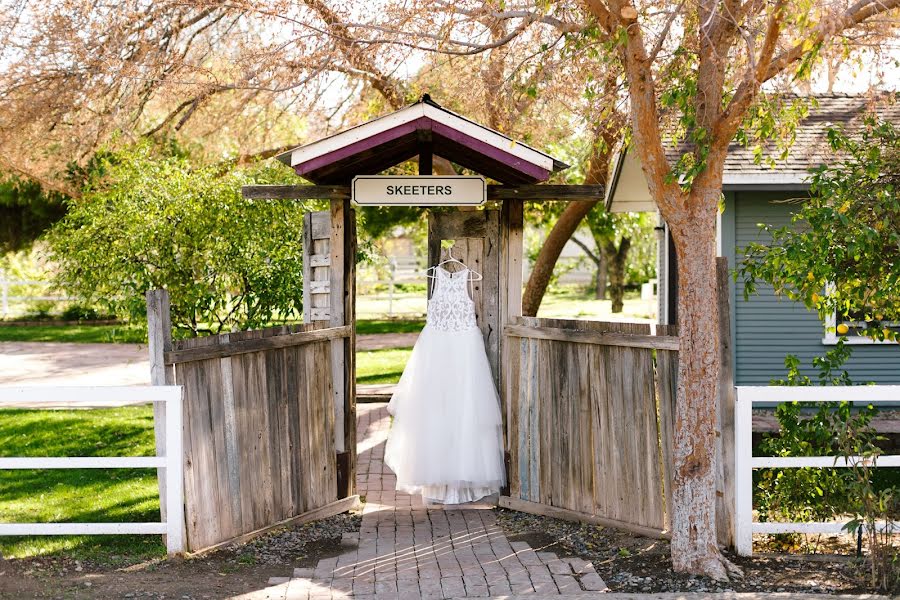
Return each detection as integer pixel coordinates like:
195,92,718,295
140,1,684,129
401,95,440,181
0,406,165,562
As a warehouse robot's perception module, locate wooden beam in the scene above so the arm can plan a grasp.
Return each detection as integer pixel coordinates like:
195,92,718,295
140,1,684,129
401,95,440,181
418,129,433,175
164,326,351,364
716,256,736,549
242,185,351,200
241,184,605,201
504,324,680,350
488,184,604,200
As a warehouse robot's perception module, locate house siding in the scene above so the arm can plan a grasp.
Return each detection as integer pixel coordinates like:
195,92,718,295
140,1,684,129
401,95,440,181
731,191,900,385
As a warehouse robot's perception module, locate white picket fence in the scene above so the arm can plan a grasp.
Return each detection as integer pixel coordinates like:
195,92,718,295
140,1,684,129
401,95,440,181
0,386,185,554
735,385,900,556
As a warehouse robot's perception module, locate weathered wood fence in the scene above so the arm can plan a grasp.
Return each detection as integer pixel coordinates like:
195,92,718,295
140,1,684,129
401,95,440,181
501,317,679,538
500,258,736,545
147,290,354,553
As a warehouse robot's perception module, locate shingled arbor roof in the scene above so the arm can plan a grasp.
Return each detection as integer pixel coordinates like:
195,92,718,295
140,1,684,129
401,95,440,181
276,96,569,185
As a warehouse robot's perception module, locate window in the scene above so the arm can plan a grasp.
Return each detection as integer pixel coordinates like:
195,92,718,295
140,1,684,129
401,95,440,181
822,291,900,345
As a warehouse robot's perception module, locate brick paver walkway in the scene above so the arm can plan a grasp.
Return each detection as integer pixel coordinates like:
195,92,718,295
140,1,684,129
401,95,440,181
261,403,607,599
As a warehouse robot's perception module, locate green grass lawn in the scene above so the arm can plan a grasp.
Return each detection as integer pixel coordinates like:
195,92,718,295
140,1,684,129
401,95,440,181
0,405,164,562
356,347,412,384
0,319,424,344
0,323,148,344
355,319,423,335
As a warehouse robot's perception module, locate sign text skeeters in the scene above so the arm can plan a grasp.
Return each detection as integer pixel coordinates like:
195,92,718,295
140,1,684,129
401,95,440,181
352,176,486,206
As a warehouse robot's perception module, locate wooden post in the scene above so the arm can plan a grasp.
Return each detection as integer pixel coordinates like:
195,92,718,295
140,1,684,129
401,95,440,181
734,387,753,556
146,289,175,525
500,199,524,485
715,257,736,548
330,199,356,497
302,212,313,324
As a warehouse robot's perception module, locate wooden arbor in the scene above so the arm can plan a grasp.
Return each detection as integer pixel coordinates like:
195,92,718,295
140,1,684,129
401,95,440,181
231,96,724,550
247,96,597,488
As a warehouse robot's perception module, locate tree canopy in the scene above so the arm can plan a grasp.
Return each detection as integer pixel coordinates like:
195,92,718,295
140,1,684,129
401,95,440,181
740,116,900,342
47,141,315,334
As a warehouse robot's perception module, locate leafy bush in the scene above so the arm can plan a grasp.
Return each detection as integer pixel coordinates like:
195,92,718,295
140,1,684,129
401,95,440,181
740,117,900,342
758,343,900,591
22,300,56,320
60,304,103,321
755,341,872,531
47,142,318,335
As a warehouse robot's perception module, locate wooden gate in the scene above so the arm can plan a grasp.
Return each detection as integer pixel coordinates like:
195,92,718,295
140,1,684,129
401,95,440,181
501,317,679,538
147,291,356,552
427,209,502,383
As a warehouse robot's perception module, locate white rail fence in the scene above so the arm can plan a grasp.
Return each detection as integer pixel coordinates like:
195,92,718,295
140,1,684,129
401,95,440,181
0,386,185,554
0,274,73,317
735,385,900,556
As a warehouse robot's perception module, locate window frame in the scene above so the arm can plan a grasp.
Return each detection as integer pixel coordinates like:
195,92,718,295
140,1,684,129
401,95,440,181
821,283,899,346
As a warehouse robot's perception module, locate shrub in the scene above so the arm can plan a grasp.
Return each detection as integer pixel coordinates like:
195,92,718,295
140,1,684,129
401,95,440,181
47,142,317,335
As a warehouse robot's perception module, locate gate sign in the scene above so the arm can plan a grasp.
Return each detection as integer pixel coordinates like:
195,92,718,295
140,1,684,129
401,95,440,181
351,176,486,206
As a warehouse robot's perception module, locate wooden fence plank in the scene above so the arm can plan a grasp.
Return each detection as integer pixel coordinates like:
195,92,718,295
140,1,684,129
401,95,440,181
503,317,680,535
716,257,736,548
656,347,678,530
504,325,679,350
166,326,350,364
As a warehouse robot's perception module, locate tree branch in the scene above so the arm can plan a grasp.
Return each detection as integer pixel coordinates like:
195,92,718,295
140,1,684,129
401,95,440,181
590,0,682,219
714,0,787,152
764,0,900,81
648,0,685,63
570,235,602,265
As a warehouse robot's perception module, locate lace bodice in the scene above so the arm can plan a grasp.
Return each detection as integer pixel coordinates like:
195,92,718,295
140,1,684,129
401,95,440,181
426,267,478,332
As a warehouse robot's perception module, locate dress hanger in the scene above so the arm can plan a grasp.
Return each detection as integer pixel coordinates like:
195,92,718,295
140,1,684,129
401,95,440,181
426,245,484,281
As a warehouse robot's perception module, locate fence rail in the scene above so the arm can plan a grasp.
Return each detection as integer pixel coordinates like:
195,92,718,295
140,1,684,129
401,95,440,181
0,385,185,554
735,385,900,556
0,275,73,317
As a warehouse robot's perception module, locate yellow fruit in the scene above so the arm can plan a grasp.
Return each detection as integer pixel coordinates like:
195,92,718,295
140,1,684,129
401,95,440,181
876,314,884,321
883,328,892,339
837,323,850,335
807,272,815,282
811,293,820,305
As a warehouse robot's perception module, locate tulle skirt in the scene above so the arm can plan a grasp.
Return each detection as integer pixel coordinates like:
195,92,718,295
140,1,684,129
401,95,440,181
385,324,506,505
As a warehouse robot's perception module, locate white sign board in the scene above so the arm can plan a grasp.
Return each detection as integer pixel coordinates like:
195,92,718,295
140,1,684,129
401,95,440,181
351,176,486,206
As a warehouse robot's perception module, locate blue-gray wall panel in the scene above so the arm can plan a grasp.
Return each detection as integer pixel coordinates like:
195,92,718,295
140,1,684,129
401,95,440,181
732,191,900,385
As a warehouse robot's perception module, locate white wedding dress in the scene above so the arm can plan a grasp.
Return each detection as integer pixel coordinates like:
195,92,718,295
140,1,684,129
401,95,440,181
385,265,506,505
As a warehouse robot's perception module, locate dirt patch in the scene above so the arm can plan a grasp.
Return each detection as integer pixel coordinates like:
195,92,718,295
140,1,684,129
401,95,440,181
0,512,361,599
496,508,884,595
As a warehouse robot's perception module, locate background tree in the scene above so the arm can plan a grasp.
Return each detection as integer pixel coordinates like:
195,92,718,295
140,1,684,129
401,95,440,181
573,210,655,310
740,116,900,341
47,141,313,334
0,176,67,253
0,0,624,315
580,0,900,579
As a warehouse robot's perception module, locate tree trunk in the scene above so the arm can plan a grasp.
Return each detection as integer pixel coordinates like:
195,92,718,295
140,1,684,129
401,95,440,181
604,237,631,313
666,193,729,578
595,251,608,299
522,199,599,316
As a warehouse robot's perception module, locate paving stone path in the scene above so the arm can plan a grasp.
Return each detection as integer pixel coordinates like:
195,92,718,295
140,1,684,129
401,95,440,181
261,403,608,599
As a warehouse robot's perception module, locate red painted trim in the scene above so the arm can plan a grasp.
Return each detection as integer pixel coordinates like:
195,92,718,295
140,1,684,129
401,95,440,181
294,117,429,176
430,122,550,182
292,116,550,183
